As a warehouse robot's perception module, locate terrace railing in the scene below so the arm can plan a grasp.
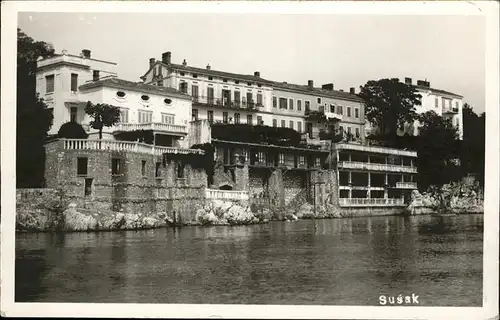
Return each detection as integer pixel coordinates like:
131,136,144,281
337,161,418,173
193,95,263,110
114,122,187,135
205,188,250,201
61,138,204,156
339,198,405,207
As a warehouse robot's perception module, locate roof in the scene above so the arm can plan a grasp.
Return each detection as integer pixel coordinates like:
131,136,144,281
412,84,463,98
143,61,364,103
79,77,191,99
40,53,118,65
270,81,364,103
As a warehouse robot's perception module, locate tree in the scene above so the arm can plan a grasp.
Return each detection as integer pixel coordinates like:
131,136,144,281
358,78,421,137
17,29,55,187
459,103,485,185
416,111,462,192
84,101,121,139
57,122,89,139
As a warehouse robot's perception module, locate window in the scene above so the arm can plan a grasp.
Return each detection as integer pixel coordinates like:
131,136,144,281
338,105,343,115
299,156,305,165
208,76,213,80
207,110,214,124
347,107,351,117
234,91,241,106
281,120,286,128
273,96,277,108
355,127,360,138
317,97,321,104
234,113,240,124
141,95,150,102
84,178,93,196
305,101,310,112
340,125,344,133
180,72,185,76
289,121,294,129
138,110,153,123
347,127,352,138
355,108,359,118
257,116,263,125
158,80,163,86
70,73,78,92
77,157,88,175
297,100,302,111
279,97,288,109
161,113,175,125
257,93,263,106
223,112,228,124
289,99,294,110
141,160,146,176
70,107,78,122
193,74,198,78
235,80,240,84
177,163,185,178
223,79,228,83
330,104,335,113
45,75,54,93
180,82,188,93
442,97,446,109
273,119,277,127
116,91,126,98
192,85,199,99
279,153,285,165
111,158,121,175
297,121,302,133
258,152,265,163
120,108,129,123
207,87,214,103
315,157,321,167
246,92,253,105
307,123,313,138
435,97,439,108
155,162,161,178
192,109,199,121
455,101,459,109
247,114,253,125
164,98,172,105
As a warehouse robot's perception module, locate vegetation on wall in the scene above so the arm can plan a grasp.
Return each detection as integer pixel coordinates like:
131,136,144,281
162,143,215,185
459,104,485,186
358,78,421,137
57,122,89,139
211,123,303,147
84,101,121,139
17,29,55,188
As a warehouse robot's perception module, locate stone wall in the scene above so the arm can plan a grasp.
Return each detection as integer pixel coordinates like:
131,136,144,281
283,171,306,205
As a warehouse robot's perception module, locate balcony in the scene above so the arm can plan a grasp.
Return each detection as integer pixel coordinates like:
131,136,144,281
113,122,187,136
442,107,459,115
193,95,263,111
335,143,418,157
337,161,418,173
205,188,249,201
339,198,405,207
394,181,418,189
59,138,204,156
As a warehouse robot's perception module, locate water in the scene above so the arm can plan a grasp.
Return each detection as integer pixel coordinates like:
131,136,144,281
16,214,483,306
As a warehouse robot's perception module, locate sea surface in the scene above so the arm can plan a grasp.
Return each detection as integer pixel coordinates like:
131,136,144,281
15,214,483,306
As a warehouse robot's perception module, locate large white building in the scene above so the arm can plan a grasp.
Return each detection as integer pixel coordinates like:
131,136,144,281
36,49,193,148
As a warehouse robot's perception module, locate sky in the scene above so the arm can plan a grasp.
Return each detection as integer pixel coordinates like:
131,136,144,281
18,12,486,113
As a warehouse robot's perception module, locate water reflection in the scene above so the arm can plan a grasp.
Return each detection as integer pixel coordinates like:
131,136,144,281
16,214,483,306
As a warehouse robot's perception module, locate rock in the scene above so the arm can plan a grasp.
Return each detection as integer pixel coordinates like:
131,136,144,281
296,203,313,218
62,206,97,231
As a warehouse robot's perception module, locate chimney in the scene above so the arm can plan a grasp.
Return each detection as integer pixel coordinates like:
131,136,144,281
404,77,412,85
82,49,91,59
149,58,156,69
93,70,100,81
308,80,314,89
321,83,334,91
182,59,187,66
254,71,260,77
206,64,211,70
162,51,171,64
349,87,355,94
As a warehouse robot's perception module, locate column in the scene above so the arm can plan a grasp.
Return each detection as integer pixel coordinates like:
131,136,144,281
384,173,388,199
367,172,371,198
348,171,352,199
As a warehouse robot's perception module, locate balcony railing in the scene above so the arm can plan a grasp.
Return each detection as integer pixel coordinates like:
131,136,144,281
60,138,204,156
114,122,187,135
395,181,418,189
193,95,263,111
335,143,418,157
442,107,459,114
337,161,418,173
339,198,405,207
205,188,249,201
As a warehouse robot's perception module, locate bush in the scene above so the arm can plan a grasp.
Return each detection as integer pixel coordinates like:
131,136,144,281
58,122,89,139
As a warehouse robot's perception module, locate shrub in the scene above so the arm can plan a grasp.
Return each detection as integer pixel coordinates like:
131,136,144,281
58,122,88,139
